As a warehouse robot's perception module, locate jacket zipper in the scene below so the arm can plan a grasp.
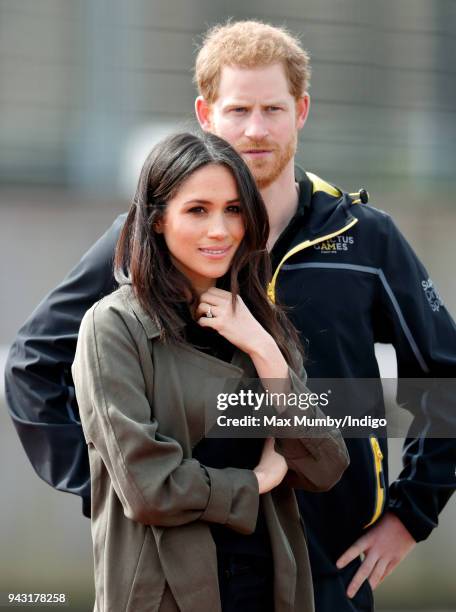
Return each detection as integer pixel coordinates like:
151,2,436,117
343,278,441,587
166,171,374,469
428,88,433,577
267,218,359,303
364,435,385,528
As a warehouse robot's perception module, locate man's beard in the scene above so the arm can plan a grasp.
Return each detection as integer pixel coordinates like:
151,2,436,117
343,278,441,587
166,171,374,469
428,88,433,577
235,133,297,190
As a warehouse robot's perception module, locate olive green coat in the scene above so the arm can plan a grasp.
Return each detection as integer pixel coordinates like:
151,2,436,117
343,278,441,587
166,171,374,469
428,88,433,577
72,285,349,612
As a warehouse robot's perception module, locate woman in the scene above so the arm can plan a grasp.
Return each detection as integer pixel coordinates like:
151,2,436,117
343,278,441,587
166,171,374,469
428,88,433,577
72,132,349,612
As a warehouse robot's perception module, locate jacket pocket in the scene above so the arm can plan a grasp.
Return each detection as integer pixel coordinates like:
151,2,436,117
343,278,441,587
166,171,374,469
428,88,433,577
363,435,386,529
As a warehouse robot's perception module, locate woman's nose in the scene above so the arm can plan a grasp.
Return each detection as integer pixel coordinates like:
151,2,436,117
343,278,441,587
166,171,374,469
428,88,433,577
206,214,229,238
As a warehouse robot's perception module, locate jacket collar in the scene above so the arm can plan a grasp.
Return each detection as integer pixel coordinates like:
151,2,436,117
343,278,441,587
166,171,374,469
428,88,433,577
299,173,356,242
119,283,165,339
118,283,256,376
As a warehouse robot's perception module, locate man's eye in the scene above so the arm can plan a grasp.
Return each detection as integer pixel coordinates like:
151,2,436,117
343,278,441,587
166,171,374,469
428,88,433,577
267,106,282,112
231,107,247,114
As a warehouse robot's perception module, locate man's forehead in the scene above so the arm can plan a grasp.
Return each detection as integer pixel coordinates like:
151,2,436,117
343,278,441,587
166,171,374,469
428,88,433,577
216,63,293,103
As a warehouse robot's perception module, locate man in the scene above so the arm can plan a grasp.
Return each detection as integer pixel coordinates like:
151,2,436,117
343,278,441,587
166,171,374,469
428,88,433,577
5,20,456,612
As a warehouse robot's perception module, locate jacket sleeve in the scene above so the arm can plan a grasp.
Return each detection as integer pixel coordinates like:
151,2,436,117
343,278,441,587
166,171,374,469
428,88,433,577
4,214,126,517
71,302,260,533
374,213,456,542
274,350,350,493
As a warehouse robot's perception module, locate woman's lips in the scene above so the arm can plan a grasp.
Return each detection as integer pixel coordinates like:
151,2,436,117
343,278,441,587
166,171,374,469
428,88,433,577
198,245,233,259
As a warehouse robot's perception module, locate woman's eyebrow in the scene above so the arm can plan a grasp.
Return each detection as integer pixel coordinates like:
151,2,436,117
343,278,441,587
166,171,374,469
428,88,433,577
183,198,241,205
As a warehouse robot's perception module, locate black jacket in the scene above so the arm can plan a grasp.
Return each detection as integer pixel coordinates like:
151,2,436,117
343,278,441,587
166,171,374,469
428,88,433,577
5,172,456,570
268,173,456,576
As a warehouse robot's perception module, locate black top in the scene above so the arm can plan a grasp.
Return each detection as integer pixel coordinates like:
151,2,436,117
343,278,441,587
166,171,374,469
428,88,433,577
181,305,272,558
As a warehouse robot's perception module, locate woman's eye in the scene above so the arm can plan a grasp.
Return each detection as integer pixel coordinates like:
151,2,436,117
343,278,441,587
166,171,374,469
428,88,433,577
188,206,206,214
226,205,242,214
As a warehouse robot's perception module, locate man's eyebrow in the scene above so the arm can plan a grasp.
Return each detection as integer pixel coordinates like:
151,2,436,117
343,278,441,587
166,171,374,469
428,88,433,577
262,100,289,105
222,99,289,107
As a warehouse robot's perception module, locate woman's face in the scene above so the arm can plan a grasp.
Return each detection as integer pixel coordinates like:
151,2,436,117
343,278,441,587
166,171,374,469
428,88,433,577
156,164,245,294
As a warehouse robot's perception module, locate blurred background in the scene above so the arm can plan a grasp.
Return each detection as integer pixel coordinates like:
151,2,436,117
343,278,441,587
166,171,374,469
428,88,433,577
0,0,455,610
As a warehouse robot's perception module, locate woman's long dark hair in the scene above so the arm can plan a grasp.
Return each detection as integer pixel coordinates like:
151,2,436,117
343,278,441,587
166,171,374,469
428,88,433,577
115,132,301,368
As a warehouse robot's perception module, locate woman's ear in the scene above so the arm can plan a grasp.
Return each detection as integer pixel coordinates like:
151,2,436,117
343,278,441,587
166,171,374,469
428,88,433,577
152,219,164,234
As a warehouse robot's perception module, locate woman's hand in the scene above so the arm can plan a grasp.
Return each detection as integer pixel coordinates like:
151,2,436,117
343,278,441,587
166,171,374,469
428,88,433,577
197,287,289,380
196,287,271,356
253,438,288,494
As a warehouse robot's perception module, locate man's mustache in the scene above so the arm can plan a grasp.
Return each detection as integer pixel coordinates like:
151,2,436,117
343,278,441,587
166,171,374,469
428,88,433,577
236,140,279,152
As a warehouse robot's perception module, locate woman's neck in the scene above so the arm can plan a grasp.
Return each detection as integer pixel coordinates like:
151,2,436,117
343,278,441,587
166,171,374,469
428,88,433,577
192,280,216,298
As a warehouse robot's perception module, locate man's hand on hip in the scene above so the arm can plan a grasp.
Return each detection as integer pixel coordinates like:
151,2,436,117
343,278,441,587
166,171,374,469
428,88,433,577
335,511,416,598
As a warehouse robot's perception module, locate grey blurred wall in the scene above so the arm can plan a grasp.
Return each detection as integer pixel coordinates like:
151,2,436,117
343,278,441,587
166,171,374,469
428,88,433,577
1,0,456,341
1,1,455,611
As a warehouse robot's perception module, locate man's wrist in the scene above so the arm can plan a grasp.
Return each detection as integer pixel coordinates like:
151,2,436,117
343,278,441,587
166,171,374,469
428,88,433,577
387,503,427,543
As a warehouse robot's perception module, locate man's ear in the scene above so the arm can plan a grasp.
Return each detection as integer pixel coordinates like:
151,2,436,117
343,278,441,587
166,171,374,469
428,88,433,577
296,93,310,130
195,96,212,131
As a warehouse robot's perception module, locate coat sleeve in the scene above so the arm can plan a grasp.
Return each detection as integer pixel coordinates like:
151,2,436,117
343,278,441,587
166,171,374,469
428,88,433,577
72,301,260,533
273,350,350,492
4,214,126,517
374,213,456,542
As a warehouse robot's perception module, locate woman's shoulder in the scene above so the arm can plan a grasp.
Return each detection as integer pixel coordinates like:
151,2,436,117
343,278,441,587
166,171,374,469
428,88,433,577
81,284,161,342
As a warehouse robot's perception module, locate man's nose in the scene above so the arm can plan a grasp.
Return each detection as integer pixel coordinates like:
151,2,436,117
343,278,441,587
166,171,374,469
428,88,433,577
244,109,269,141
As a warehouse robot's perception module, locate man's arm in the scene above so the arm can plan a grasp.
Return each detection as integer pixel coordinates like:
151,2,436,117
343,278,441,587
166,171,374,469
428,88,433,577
4,213,126,517
377,213,456,539
338,211,456,596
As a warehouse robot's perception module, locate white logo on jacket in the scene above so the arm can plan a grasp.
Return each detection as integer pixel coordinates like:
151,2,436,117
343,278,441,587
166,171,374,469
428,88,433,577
422,278,444,312
314,235,354,253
